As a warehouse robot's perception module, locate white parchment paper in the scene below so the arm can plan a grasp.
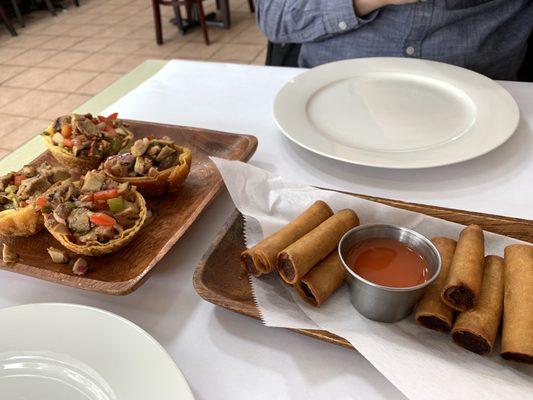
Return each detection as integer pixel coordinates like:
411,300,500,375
212,157,533,400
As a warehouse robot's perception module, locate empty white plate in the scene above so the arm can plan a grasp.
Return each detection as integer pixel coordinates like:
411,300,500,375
0,303,194,400
274,58,519,169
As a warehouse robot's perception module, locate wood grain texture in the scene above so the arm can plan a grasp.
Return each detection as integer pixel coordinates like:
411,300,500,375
193,196,532,350
0,120,257,295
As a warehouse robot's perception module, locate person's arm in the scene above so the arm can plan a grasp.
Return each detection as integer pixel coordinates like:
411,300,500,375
256,0,417,44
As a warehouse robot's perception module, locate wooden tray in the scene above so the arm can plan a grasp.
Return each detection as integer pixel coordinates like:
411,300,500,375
193,196,532,350
0,120,257,295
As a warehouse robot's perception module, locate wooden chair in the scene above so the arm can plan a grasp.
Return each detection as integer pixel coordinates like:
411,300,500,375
10,0,24,27
0,3,17,36
152,0,210,45
152,0,255,46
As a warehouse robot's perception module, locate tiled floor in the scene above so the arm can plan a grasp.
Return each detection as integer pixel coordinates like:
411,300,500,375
0,0,267,156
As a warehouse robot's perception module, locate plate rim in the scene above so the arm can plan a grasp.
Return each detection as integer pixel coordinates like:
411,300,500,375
0,302,195,400
273,57,520,169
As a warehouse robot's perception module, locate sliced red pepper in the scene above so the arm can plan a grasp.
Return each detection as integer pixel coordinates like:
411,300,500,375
13,174,26,186
97,115,107,123
147,134,155,140
93,189,119,201
104,125,117,137
107,112,118,120
63,138,74,148
35,196,48,208
90,213,116,226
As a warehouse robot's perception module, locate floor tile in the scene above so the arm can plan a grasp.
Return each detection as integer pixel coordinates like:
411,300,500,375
39,93,91,119
78,72,122,95
209,43,263,63
107,54,157,74
0,65,27,85
170,42,223,60
67,37,116,52
0,90,68,118
0,87,29,108
36,35,85,51
6,49,58,67
251,48,267,66
101,38,153,54
38,23,79,36
73,53,128,72
0,118,49,150
0,148,10,159
0,47,27,63
4,67,62,89
38,50,90,69
122,15,152,27
65,24,105,38
38,70,99,92
93,25,136,38
231,25,267,45
0,114,29,137
1,34,50,49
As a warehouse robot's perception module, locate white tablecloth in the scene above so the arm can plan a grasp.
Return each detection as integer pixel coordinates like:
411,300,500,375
1,60,531,400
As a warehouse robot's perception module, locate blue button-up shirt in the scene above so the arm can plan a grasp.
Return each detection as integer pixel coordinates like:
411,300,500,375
257,0,533,80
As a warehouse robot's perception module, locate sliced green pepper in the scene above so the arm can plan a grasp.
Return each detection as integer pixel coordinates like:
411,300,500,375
5,185,17,195
110,138,122,154
107,196,124,213
41,205,53,214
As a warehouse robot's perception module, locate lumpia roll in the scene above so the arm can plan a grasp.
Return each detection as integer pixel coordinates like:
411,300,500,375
240,200,333,276
451,255,504,355
277,209,359,284
442,225,484,311
295,251,345,307
415,237,457,332
501,244,533,364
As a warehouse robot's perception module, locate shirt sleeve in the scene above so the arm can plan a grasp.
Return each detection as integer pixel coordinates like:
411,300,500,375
256,0,379,44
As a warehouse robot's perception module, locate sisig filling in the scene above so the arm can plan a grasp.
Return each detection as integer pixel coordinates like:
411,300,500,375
41,170,142,245
43,112,130,159
102,136,181,178
0,162,70,212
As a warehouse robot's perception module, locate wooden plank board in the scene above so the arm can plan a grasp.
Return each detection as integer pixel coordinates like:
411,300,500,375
193,197,532,349
0,120,257,295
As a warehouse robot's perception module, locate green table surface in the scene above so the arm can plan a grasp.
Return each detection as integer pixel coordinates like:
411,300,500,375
0,60,168,175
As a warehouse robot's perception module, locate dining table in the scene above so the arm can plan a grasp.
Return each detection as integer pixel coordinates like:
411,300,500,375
0,59,531,400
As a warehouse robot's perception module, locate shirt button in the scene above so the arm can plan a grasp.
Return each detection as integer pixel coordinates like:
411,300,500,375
405,46,415,56
338,21,347,30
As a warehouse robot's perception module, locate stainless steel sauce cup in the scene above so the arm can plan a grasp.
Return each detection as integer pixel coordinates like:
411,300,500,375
338,224,441,323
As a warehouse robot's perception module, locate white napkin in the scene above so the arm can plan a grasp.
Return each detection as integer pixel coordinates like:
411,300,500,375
211,157,533,400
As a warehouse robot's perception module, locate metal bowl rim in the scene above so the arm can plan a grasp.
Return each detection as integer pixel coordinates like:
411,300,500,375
338,223,442,292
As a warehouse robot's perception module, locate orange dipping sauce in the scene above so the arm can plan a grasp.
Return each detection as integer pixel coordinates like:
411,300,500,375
346,238,429,288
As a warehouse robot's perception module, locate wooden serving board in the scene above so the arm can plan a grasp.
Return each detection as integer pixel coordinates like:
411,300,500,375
193,197,532,350
0,120,257,295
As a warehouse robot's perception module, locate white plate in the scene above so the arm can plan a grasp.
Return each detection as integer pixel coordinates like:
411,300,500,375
0,303,194,400
273,58,519,169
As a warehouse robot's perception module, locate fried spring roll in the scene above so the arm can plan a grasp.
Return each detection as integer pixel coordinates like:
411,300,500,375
442,225,484,311
501,244,533,364
451,256,504,355
277,209,359,284
295,251,345,307
240,200,333,276
415,237,457,332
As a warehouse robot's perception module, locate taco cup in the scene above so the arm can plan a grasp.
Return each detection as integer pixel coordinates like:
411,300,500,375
41,170,147,256
101,136,192,197
41,113,133,173
0,162,71,237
